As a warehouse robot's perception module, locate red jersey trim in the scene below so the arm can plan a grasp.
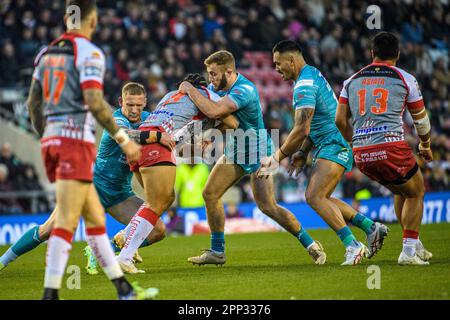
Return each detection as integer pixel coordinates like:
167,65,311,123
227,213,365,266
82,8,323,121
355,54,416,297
353,140,409,151
81,80,103,90
339,96,348,104
407,99,425,112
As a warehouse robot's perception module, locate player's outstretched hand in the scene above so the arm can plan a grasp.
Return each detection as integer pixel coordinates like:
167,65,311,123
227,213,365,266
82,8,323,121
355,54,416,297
288,151,307,177
160,132,176,151
257,155,279,179
178,81,194,94
418,143,433,162
122,140,141,162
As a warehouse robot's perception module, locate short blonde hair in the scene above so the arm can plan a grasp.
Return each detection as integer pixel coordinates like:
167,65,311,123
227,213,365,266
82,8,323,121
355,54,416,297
204,50,236,71
121,82,146,97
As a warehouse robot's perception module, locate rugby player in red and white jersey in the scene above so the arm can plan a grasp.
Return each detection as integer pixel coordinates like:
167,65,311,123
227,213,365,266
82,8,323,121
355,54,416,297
336,32,433,265
27,0,157,299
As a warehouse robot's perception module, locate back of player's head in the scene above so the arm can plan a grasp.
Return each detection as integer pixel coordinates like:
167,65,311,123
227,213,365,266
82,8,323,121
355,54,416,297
372,32,400,60
122,82,146,97
66,0,97,22
204,50,236,71
177,73,207,89
272,40,302,55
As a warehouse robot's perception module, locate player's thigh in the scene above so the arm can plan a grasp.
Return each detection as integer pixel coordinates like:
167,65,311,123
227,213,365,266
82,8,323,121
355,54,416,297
107,195,144,225
387,169,425,198
307,158,345,198
203,155,246,200
250,173,276,206
134,170,144,188
54,179,90,229
139,165,177,207
81,183,106,227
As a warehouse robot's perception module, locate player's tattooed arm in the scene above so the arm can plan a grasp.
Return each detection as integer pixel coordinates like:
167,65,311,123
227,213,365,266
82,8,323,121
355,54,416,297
83,88,120,136
274,107,314,162
27,79,45,137
335,103,353,143
299,136,313,154
125,129,141,143
179,82,237,119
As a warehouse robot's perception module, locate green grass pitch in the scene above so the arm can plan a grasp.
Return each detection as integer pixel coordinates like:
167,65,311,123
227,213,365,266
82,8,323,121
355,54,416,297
0,223,449,300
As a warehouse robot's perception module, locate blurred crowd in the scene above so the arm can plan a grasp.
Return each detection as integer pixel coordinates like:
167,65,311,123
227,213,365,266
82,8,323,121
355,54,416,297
0,142,49,214
0,0,449,214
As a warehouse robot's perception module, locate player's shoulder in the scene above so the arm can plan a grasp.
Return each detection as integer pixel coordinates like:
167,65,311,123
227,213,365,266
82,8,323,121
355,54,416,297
113,109,130,127
233,74,256,94
75,37,105,63
295,66,317,90
390,65,418,84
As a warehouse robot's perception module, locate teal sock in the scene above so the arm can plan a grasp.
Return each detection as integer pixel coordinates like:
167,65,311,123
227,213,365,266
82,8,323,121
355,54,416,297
211,232,225,253
336,226,359,248
296,227,314,249
351,213,375,234
110,238,151,253
110,240,122,253
10,226,43,256
140,239,151,248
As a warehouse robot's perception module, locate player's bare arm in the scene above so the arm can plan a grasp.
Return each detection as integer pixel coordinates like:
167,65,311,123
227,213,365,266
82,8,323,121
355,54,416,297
27,79,45,137
126,129,175,151
179,81,237,119
257,107,314,179
216,114,239,132
288,136,314,177
83,88,141,161
410,105,433,162
335,102,353,143
277,107,314,161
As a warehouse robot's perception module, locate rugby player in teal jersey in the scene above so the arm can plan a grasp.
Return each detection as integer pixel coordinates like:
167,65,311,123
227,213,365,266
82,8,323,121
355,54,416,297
0,82,173,274
179,51,326,266
258,40,388,265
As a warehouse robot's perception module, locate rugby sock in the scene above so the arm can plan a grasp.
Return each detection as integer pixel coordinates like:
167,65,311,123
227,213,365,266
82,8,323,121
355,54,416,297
0,248,17,267
402,229,419,257
141,239,151,248
296,227,314,249
44,228,73,290
86,226,123,280
1,226,43,267
211,232,225,253
350,213,375,234
118,207,159,263
336,226,359,248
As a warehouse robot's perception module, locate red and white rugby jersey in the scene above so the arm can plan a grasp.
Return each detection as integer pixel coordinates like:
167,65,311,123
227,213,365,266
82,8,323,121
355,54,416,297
33,32,106,143
339,61,424,149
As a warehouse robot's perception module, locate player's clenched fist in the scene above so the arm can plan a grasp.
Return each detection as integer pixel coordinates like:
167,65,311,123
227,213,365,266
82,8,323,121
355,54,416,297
159,132,176,151
418,142,433,162
122,140,141,162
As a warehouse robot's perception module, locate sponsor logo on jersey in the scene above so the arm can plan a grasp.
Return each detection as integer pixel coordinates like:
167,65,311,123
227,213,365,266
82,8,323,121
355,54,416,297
354,125,388,137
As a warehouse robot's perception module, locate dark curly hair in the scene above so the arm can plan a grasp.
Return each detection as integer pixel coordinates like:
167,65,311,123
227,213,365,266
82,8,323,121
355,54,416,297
176,73,207,89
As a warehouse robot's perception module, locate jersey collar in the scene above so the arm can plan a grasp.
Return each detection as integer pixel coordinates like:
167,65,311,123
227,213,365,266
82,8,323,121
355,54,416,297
295,64,309,84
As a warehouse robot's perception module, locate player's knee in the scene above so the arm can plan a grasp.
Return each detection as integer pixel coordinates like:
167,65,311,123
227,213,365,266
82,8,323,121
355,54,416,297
155,223,166,241
257,201,276,217
305,191,321,207
202,188,219,204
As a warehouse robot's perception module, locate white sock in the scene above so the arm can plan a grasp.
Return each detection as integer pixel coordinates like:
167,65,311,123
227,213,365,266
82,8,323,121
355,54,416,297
44,229,73,289
0,247,18,266
119,215,155,264
402,238,418,257
86,227,123,280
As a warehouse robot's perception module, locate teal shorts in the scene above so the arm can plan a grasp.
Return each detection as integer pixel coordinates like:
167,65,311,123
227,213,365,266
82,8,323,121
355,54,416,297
225,137,273,175
93,175,135,209
312,134,353,172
